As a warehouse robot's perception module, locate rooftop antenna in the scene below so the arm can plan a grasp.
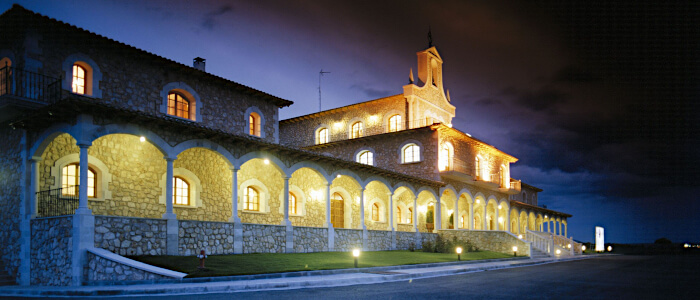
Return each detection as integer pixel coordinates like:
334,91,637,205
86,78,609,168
318,69,330,112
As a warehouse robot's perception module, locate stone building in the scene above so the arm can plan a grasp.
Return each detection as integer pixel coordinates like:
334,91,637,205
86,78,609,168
0,5,578,287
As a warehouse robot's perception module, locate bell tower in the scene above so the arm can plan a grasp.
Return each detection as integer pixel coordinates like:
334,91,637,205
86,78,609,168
403,32,456,128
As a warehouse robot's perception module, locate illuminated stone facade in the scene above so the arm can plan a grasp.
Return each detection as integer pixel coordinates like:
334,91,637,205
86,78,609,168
0,5,577,287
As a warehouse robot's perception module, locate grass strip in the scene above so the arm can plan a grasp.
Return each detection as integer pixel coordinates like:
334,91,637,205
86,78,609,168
130,250,514,278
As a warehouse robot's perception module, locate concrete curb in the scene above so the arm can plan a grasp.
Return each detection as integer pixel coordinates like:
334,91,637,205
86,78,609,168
0,255,595,297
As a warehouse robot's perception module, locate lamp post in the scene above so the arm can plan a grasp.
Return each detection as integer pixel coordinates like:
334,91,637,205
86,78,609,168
456,247,462,261
353,249,360,268
512,246,517,257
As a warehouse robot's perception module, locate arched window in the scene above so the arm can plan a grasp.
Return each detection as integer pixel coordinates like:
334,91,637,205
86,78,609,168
438,142,453,171
244,186,260,211
388,114,402,132
72,64,86,94
289,192,297,214
402,143,420,163
249,112,261,137
168,92,190,119
460,215,465,228
62,163,96,198
357,150,373,166
316,127,329,144
372,203,379,221
407,208,413,224
331,192,344,228
173,176,189,205
350,121,363,139
396,206,401,224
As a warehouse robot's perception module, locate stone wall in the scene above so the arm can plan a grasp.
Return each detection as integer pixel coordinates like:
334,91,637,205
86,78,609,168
419,232,437,249
293,226,328,253
396,231,417,250
279,95,406,148
334,228,363,252
366,230,392,251
30,216,73,286
288,168,327,227
94,216,167,256
85,252,173,282
241,224,286,253
0,127,23,282
173,148,232,221
438,230,530,256
33,16,282,143
238,159,284,225
179,220,236,256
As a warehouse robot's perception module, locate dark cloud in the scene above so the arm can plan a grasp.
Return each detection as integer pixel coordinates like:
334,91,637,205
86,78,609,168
349,84,394,99
201,5,233,30
512,87,568,112
553,65,601,83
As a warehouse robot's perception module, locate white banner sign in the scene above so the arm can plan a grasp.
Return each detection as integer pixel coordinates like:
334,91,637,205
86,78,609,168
595,226,605,252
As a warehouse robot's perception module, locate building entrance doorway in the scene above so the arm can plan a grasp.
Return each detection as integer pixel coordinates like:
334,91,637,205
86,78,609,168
331,192,344,228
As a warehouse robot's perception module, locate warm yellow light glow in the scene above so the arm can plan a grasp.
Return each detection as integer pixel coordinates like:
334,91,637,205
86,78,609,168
544,215,548,218
607,246,612,252
336,174,341,179
466,133,472,137
139,136,146,142
582,245,586,251
369,115,379,122
476,199,480,204
334,122,343,129
310,190,320,201
263,159,270,165
498,205,501,209
512,246,518,252
556,249,561,255
518,234,523,239
418,206,427,213
567,244,571,249
447,124,452,128
352,249,360,257
498,217,503,223
684,243,690,248
456,247,462,254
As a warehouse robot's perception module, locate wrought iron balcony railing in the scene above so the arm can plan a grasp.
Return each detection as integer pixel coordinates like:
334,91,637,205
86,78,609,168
0,66,62,104
294,119,436,148
37,186,79,217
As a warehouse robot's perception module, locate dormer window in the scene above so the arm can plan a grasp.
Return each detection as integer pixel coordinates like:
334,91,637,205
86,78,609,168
168,92,190,119
72,64,86,94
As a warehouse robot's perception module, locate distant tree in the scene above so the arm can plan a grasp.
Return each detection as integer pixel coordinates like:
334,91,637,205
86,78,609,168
654,237,672,244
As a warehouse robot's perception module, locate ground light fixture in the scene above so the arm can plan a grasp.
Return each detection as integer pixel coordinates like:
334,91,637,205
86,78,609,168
607,245,612,252
456,247,462,261
582,245,587,251
512,246,517,257
568,244,571,249
352,249,360,268
556,249,561,255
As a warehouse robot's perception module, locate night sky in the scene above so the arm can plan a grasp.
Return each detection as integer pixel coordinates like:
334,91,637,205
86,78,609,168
5,0,698,244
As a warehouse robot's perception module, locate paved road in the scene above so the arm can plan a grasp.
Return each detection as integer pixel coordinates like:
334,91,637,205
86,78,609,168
5,255,699,299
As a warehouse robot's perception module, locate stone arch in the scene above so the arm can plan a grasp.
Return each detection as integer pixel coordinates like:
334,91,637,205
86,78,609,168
329,185,355,229
288,166,329,227
362,176,393,193
528,211,537,231
519,210,529,233
365,180,392,230
29,123,77,157
393,185,417,228
510,208,520,234
237,151,287,174
238,157,285,224
392,182,417,195
288,161,330,183
172,139,235,168
329,169,363,187
440,188,457,229
87,123,171,157
416,189,438,232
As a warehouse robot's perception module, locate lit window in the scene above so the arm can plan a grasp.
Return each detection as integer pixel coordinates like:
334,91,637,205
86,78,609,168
438,142,453,171
249,112,261,136
407,208,413,224
402,143,420,163
62,163,95,198
351,122,363,139
244,186,259,211
357,150,373,166
460,216,465,228
475,157,481,179
396,206,401,224
173,176,189,205
289,192,297,214
316,128,329,144
72,64,86,94
168,92,190,119
388,115,402,132
372,203,379,221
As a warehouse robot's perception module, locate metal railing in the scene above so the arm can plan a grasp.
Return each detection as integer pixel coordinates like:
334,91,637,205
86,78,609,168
0,66,62,104
37,186,79,217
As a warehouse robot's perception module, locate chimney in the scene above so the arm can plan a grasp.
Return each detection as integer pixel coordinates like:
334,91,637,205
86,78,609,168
193,57,206,72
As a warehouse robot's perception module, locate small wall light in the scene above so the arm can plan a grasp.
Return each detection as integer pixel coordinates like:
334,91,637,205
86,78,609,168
336,174,341,179
582,245,587,251
456,247,462,261
139,136,146,142
476,199,480,204
607,245,612,252
518,234,523,239
512,246,517,257
498,205,502,209
263,159,270,165
352,249,360,268
567,244,571,249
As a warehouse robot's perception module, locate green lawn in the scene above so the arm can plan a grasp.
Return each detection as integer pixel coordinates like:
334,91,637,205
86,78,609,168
130,250,514,278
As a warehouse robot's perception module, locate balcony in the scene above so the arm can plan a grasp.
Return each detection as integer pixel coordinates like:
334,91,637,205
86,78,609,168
441,157,521,194
37,186,79,218
0,66,62,122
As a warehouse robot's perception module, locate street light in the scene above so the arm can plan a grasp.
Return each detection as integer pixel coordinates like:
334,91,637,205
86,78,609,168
353,249,360,268
512,246,517,257
456,247,462,261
